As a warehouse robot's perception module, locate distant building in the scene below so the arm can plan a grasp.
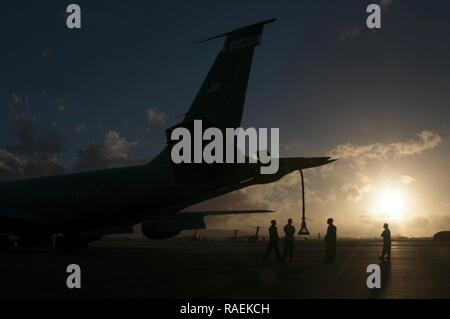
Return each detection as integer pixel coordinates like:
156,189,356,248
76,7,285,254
433,231,450,241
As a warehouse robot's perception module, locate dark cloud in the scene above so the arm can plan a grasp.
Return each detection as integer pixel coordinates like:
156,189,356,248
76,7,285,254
147,108,167,130
75,124,86,133
1,127,141,180
7,112,36,156
0,149,66,182
6,100,65,156
380,0,396,10
337,26,360,42
0,150,25,181
0,105,67,181
0,93,144,181
21,156,66,179
72,130,140,172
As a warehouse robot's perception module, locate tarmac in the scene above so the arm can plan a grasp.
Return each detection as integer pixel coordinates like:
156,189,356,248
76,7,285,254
1,239,449,299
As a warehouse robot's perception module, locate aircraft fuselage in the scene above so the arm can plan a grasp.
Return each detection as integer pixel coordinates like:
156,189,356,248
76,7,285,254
0,160,292,234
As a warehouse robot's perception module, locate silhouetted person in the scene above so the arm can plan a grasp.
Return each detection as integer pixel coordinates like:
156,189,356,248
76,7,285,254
323,218,337,262
283,218,296,261
265,220,281,260
379,223,391,260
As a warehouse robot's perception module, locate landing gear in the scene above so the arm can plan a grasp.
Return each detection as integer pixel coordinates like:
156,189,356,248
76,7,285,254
0,235,10,252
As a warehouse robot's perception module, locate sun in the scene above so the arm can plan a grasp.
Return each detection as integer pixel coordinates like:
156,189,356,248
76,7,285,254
376,187,407,221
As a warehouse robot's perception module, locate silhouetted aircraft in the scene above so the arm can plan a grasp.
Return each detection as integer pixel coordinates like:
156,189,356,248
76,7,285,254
0,19,335,250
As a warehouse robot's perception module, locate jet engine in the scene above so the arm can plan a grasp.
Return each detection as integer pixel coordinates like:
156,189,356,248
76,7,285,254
141,215,206,240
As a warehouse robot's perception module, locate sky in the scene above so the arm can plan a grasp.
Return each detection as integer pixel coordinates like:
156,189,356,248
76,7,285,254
1,0,449,238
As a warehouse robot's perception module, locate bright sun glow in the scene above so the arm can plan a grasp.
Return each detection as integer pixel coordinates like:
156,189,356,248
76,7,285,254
376,188,407,221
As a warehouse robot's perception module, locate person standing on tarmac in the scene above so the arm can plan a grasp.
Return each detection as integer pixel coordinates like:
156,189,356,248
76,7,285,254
379,223,391,260
323,218,337,263
283,218,296,261
265,220,281,261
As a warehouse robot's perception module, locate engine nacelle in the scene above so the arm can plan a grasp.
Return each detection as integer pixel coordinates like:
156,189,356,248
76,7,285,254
141,215,206,240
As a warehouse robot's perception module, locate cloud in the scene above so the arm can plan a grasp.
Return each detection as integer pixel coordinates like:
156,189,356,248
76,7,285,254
282,142,298,152
322,131,441,203
380,0,395,10
10,93,29,106
401,175,416,184
0,150,24,170
41,49,54,61
7,112,66,158
0,149,66,182
0,102,67,181
1,92,146,181
7,112,37,156
337,26,360,42
147,108,167,128
194,170,338,233
72,130,139,172
21,156,66,179
328,130,442,161
0,150,26,181
1,128,141,180
342,174,373,202
75,124,86,133
196,130,444,236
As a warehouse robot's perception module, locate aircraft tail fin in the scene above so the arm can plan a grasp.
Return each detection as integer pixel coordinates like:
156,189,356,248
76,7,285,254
150,19,276,164
183,18,276,129
196,18,277,45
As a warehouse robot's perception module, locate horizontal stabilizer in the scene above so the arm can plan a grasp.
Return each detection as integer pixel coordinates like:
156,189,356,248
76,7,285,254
280,157,337,171
196,18,277,44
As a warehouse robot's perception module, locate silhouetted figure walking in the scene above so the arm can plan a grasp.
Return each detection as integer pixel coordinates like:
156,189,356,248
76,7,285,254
265,220,281,260
379,223,391,260
283,218,296,261
323,218,337,263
